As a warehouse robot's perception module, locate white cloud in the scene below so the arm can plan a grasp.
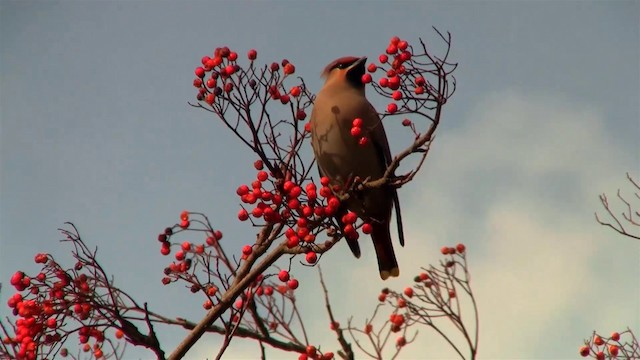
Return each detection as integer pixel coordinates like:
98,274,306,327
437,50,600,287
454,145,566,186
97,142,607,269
369,89,639,358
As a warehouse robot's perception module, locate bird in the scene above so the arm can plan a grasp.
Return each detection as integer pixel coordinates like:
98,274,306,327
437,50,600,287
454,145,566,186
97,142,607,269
310,56,405,280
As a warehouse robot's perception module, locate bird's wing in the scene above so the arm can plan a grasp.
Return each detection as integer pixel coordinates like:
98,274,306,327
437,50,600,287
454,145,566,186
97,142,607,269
367,105,405,247
317,164,362,258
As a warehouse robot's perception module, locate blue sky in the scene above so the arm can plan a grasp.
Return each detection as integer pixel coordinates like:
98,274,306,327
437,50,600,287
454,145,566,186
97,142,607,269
1,1,638,359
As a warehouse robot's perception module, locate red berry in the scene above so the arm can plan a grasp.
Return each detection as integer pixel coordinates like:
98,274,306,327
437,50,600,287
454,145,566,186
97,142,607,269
242,245,252,256
287,278,299,289
225,64,235,75
306,345,316,357
364,323,373,334
306,252,317,264
386,44,398,55
392,91,402,101
290,86,301,97
361,73,372,84
379,54,388,63
362,223,372,234
320,177,330,186
224,82,233,93
611,332,620,341
441,246,450,255
322,352,334,360
593,335,604,346
280,94,290,104
415,76,426,86
247,49,257,60
251,207,263,218
595,351,605,360
304,122,311,132
449,290,456,298
378,293,387,302
283,63,295,75
343,211,358,224
580,345,589,357
160,242,170,255
193,78,203,87
387,103,398,114
238,209,249,221
181,241,191,251
404,287,414,298
396,336,406,347
399,50,411,61
350,126,362,137
402,119,411,127
398,40,408,51
278,270,290,282
195,67,205,78
257,171,268,182
358,137,368,146
270,62,280,72
456,243,466,253
390,36,400,45
296,109,307,120
254,160,263,170
228,51,238,61
398,298,407,308
379,77,389,87
352,118,363,127
205,93,215,105
388,76,400,90
203,300,213,309
609,345,619,356
415,86,425,95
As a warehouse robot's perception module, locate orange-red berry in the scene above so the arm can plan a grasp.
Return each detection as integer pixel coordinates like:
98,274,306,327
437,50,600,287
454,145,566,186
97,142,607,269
456,243,466,253
593,335,604,346
396,336,406,347
247,49,257,60
387,103,398,114
404,287,414,298
609,345,619,356
242,245,252,256
283,63,295,75
287,278,299,289
611,332,620,341
306,252,317,264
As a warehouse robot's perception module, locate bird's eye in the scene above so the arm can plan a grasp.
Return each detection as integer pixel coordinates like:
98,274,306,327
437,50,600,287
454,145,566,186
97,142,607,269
336,63,348,69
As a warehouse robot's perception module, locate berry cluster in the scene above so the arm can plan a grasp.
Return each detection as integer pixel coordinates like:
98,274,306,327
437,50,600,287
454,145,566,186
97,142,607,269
580,330,637,359
192,46,306,116
349,117,368,146
4,253,117,360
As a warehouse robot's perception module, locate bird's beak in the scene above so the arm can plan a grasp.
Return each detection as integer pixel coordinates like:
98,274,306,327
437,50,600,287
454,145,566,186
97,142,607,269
353,57,367,68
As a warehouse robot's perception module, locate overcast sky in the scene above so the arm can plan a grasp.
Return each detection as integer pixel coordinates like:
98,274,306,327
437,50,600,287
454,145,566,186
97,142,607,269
1,1,639,359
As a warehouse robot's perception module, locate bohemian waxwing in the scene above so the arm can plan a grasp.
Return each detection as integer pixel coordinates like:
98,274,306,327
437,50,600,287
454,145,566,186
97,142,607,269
310,56,405,280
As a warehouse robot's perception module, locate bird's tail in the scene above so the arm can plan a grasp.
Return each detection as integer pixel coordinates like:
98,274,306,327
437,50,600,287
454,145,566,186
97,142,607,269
371,222,399,280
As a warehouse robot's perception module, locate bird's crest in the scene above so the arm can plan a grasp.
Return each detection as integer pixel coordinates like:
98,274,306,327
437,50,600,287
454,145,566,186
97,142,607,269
321,56,361,78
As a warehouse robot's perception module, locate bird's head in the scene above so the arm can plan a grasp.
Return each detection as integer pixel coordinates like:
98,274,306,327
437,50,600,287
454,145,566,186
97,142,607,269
321,56,367,89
